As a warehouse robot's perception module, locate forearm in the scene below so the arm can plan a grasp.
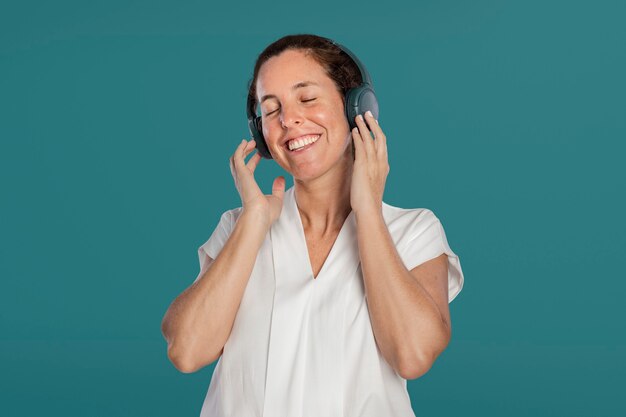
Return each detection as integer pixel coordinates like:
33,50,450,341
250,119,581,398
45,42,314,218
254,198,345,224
162,209,269,371
355,209,449,378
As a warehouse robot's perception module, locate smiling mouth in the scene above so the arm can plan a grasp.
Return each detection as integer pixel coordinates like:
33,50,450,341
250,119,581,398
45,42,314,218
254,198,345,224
285,134,321,152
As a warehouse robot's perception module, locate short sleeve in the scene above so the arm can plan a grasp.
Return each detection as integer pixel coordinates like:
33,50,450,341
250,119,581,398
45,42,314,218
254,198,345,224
399,209,464,303
195,209,236,280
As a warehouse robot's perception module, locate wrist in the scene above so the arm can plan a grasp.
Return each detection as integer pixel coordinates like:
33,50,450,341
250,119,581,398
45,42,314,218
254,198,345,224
239,207,272,230
354,206,384,224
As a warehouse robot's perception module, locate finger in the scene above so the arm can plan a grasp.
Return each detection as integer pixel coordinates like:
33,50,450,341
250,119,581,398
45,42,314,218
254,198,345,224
233,139,255,184
236,140,265,197
351,127,366,161
232,140,247,169
229,155,235,180
230,155,240,191
243,139,258,161
364,110,383,144
233,139,247,161
272,176,286,199
364,111,387,160
230,141,244,173
243,139,256,157
247,151,262,173
355,114,375,157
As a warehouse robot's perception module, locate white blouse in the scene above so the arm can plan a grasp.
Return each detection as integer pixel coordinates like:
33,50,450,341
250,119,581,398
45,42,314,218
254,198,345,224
195,185,464,417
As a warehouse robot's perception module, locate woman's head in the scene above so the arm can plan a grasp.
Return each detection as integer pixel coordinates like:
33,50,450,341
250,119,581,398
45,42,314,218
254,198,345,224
249,34,363,181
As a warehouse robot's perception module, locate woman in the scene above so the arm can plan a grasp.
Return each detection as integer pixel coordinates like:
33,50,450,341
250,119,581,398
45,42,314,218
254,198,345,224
161,34,465,417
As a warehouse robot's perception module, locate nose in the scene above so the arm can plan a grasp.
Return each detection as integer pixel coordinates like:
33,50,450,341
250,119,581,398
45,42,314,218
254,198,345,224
279,105,303,128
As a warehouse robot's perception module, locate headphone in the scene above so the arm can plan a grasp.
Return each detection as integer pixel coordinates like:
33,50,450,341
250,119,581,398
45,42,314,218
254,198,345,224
246,38,379,159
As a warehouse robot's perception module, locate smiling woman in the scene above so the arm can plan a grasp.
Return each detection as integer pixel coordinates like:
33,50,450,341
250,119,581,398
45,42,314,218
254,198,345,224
249,47,357,180
160,33,465,417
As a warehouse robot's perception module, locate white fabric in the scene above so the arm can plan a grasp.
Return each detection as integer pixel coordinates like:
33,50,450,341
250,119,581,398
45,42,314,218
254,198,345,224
195,185,464,417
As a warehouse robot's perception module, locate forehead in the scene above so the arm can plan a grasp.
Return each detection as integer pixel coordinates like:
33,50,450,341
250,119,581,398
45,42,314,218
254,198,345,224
256,49,334,99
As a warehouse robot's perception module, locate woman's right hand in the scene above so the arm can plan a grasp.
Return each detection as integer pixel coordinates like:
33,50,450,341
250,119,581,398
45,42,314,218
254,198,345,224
229,139,285,227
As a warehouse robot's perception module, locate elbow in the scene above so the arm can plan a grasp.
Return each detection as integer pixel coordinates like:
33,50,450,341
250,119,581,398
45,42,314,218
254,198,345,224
162,320,198,373
167,344,201,374
396,352,434,380
161,310,203,373
396,331,451,380
166,342,223,374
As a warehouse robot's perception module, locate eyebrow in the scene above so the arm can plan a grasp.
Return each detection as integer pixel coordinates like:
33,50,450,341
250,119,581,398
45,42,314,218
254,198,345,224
259,81,319,104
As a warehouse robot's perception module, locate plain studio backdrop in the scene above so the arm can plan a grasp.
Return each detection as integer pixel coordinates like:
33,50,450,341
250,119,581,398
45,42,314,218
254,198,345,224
1,0,624,416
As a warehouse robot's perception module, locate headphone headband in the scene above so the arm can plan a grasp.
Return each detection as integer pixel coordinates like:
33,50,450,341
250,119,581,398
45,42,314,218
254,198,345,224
328,39,374,88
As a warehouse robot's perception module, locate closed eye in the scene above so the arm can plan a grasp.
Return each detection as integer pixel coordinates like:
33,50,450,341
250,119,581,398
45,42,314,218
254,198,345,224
265,97,317,116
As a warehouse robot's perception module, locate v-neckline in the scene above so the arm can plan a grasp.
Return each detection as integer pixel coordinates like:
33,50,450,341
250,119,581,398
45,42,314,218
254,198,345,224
292,191,354,281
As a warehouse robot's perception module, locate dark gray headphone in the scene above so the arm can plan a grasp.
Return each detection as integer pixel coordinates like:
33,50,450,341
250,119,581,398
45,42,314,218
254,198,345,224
246,38,379,159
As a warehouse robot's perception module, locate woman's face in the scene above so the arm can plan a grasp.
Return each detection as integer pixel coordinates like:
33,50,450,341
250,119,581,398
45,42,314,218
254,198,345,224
256,49,352,180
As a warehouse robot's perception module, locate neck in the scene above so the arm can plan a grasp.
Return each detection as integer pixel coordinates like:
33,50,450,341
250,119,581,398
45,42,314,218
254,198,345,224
293,149,353,236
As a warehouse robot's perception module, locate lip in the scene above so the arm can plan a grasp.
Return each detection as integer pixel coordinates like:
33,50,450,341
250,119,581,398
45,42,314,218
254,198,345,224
285,133,321,155
282,132,323,148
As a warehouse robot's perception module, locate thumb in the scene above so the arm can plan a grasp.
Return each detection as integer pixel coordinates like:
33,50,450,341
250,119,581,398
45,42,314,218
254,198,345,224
272,176,286,201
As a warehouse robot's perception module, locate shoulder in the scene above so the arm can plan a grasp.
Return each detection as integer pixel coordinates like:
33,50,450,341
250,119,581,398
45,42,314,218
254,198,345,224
217,206,244,227
382,201,439,233
381,202,445,252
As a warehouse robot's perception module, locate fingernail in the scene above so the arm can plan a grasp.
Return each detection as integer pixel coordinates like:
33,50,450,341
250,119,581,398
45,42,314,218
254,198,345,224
357,114,364,120
375,119,379,125
366,110,373,118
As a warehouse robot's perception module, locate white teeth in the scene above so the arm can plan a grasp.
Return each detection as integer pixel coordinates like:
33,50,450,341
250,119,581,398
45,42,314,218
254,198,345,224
288,134,320,151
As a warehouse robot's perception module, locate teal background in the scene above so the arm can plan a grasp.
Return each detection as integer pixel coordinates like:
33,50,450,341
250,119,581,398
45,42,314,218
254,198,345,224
1,0,624,415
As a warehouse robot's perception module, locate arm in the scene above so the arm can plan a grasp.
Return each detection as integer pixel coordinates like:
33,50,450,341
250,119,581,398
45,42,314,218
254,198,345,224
350,111,451,380
162,137,285,373
355,210,451,380
161,209,269,373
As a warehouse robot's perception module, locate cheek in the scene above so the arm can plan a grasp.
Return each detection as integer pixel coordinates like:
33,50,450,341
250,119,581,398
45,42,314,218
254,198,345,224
314,106,348,131
261,118,280,143
328,111,350,138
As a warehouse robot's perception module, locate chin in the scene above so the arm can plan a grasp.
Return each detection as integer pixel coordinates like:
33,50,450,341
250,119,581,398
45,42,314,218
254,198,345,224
291,165,324,182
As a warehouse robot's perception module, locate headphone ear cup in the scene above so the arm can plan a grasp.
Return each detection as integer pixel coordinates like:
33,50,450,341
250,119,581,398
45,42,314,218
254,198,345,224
248,116,273,159
345,86,379,130
345,88,359,131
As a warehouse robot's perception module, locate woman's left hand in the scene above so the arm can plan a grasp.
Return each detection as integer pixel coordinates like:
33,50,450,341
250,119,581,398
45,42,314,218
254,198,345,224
350,110,389,216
